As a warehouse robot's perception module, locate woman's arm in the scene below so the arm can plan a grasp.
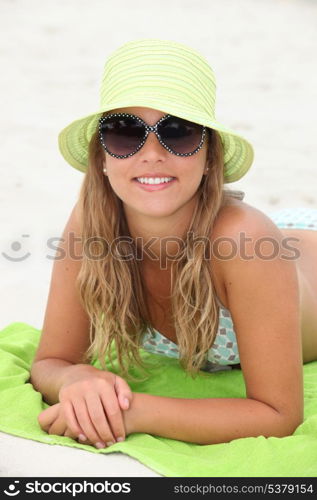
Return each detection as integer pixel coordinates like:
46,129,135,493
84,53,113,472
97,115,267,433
30,202,92,403
125,206,304,444
125,394,291,444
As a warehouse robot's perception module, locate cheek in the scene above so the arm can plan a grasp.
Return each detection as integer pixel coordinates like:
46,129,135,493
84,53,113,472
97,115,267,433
104,156,132,184
187,175,205,195
106,161,132,200
182,160,206,183
107,177,130,200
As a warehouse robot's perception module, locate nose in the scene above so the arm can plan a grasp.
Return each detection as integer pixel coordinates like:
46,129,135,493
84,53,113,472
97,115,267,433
139,130,167,157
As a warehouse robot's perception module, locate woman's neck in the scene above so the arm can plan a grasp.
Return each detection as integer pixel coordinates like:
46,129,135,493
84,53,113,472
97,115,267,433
123,197,198,268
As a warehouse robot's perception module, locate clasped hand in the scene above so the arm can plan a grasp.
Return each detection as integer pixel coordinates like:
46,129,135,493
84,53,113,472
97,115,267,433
37,367,134,449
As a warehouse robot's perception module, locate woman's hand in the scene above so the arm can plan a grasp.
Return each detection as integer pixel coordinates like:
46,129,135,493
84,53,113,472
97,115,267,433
38,403,74,439
38,364,133,449
38,400,134,448
38,403,104,446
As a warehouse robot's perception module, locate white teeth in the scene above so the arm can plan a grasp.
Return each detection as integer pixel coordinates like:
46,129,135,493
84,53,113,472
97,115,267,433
136,177,174,185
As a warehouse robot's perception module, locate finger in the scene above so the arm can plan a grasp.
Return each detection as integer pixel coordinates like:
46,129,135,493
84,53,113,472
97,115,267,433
48,414,67,436
64,427,80,440
85,392,116,445
64,427,93,445
72,431,94,447
100,391,125,442
61,399,87,441
114,376,132,411
38,404,60,432
72,397,110,447
63,426,88,442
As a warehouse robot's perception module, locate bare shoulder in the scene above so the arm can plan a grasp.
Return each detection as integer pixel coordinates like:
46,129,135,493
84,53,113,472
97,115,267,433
210,198,287,308
66,200,83,234
213,198,281,240
211,198,285,266
211,197,293,286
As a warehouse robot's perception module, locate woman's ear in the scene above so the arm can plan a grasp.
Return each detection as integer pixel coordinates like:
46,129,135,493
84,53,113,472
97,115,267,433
203,132,211,174
102,157,107,175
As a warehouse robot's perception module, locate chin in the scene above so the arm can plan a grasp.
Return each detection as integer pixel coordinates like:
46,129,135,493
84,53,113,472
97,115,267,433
140,205,177,218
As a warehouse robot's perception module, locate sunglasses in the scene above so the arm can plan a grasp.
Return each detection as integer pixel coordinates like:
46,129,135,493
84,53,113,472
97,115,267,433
98,113,206,159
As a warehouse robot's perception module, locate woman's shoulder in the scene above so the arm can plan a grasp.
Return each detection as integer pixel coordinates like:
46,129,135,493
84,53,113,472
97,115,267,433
210,197,284,288
213,197,280,242
210,197,287,310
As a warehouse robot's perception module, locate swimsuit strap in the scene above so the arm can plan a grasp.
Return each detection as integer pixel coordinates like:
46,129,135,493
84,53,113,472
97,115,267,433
225,189,245,201
215,294,228,310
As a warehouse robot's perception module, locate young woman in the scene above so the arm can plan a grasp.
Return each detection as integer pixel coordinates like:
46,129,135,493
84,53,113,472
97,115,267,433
30,39,317,450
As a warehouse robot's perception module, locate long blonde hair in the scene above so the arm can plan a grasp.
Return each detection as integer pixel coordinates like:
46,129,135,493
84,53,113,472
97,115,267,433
76,125,239,381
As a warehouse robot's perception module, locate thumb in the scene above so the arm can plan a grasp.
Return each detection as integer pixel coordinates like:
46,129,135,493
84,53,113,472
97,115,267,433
114,375,133,410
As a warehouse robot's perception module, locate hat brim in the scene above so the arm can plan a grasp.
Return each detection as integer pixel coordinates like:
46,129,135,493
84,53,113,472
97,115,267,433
58,104,254,183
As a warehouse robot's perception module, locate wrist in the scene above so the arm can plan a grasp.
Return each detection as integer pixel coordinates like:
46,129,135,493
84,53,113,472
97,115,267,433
123,392,142,435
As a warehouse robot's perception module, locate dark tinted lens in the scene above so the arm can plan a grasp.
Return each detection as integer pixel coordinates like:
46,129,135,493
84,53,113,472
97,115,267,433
100,116,146,156
158,116,203,154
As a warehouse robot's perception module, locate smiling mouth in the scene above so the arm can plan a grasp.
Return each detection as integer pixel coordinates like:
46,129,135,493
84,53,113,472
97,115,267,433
133,177,176,185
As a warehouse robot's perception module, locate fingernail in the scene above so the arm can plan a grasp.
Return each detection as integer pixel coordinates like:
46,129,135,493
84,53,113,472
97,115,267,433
124,398,130,409
106,441,114,447
116,436,124,442
78,434,87,441
95,442,106,449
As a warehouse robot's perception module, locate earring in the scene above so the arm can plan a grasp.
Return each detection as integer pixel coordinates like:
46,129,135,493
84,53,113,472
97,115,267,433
103,167,107,174
205,167,209,173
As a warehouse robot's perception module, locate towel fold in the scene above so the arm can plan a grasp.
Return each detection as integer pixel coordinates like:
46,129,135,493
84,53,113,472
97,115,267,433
0,322,316,477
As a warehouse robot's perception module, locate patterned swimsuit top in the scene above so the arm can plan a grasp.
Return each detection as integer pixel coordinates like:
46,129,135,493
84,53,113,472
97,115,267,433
141,295,240,373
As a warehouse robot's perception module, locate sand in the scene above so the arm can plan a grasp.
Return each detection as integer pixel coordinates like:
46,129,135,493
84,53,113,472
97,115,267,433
0,0,316,477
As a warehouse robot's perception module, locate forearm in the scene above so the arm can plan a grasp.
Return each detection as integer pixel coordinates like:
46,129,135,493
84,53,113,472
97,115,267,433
127,393,295,444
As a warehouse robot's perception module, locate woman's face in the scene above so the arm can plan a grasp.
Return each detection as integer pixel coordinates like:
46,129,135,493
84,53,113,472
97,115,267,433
101,106,209,220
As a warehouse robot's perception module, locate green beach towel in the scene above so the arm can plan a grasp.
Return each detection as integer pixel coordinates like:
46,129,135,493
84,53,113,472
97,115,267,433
0,322,316,477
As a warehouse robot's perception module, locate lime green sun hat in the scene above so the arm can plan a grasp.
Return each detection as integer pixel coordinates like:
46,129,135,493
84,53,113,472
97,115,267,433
58,38,254,183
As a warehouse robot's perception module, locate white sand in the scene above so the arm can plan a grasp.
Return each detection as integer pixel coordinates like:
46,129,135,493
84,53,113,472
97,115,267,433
0,0,316,477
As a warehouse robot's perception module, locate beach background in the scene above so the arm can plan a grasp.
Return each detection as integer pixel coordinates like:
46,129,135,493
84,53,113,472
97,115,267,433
0,0,316,477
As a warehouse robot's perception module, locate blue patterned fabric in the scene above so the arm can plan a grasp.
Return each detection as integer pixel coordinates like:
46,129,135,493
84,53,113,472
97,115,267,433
141,206,317,372
267,206,317,230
